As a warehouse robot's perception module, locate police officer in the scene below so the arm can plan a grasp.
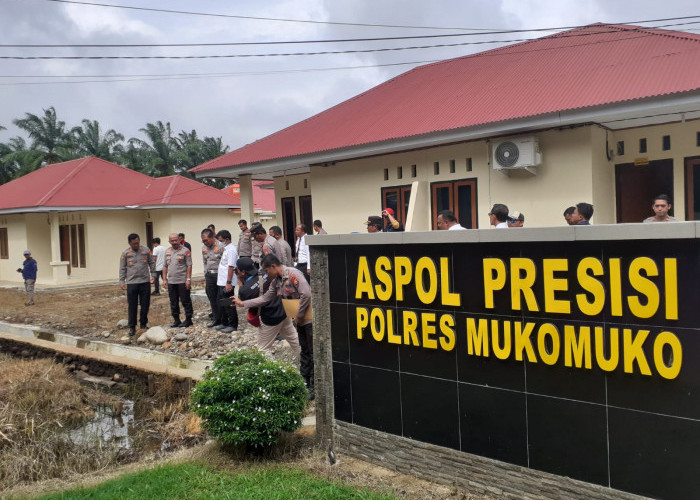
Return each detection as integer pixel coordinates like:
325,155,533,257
251,225,281,263
162,232,193,328
201,227,225,328
237,219,252,258
250,222,263,268
270,226,293,267
234,253,313,400
119,233,155,337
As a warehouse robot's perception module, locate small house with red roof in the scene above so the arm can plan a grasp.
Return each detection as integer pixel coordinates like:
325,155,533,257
192,24,700,233
0,156,242,285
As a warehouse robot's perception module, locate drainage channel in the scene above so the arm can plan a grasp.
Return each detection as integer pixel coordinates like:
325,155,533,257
0,321,317,437
0,321,212,379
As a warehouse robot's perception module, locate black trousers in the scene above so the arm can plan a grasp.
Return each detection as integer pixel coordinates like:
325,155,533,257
152,271,161,294
295,262,311,283
126,282,150,328
296,322,314,387
217,285,238,329
205,273,219,319
167,283,193,319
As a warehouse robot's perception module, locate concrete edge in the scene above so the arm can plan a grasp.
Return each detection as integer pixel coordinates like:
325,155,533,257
307,222,699,246
0,332,204,381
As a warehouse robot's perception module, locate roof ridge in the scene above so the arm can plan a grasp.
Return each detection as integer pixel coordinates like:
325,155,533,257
159,175,180,205
34,156,93,206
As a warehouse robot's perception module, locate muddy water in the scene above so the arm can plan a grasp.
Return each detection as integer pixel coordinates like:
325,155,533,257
69,401,135,449
67,399,167,453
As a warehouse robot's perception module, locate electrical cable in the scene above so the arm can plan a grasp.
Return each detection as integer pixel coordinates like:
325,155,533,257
38,0,700,33
1,17,699,49
0,60,441,86
0,27,667,60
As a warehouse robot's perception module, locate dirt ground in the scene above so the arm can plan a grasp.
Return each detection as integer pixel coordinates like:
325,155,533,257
0,282,181,335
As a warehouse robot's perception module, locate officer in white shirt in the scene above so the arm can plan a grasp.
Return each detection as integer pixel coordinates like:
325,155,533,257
294,224,311,283
215,230,239,333
151,237,166,295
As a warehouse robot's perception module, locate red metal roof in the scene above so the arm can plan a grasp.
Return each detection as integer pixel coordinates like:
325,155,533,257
0,156,240,211
192,24,700,173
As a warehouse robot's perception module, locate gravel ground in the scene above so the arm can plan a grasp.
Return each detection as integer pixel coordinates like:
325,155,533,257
0,283,298,366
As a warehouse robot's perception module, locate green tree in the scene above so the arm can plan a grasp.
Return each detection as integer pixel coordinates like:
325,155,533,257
172,130,230,188
12,107,72,164
0,136,44,181
197,136,230,189
71,119,125,161
128,121,177,177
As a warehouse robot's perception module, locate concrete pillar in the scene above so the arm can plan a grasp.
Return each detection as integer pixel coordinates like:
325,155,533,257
310,246,334,449
405,181,431,231
238,175,255,223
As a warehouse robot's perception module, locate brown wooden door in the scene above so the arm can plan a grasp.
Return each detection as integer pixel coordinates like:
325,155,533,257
685,156,700,220
281,197,297,245
381,185,411,226
59,225,71,275
299,195,312,233
145,221,154,249
431,179,478,229
615,159,674,223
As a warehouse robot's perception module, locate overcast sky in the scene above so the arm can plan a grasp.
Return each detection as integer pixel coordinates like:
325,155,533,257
1,0,698,152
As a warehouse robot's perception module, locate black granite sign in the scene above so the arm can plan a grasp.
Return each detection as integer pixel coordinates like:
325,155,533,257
329,239,700,500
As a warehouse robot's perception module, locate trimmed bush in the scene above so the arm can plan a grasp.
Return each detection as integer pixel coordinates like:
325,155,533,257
191,350,307,447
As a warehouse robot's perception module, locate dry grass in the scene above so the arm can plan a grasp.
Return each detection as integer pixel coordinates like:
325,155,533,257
0,356,131,491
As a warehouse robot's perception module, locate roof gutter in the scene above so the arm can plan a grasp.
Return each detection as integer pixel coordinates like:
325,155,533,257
193,91,700,179
0,205,239,215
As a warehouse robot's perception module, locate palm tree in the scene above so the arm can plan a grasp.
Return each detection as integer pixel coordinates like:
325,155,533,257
0,136,44,181
12,107,71,164
197,136,230,188
128,121,177,177
172,130,231,187
71,119,125,161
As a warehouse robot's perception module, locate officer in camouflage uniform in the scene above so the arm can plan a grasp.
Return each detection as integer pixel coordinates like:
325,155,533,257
119,233,155,337
162,232,193,328
201,228,225,328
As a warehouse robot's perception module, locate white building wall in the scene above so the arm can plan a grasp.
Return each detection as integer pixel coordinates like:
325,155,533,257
308,127,599,233
608,119,700,220
0,214,28,283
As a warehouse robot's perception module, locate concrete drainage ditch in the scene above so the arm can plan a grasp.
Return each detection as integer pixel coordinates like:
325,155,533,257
0,320,317,429
0,320,211,392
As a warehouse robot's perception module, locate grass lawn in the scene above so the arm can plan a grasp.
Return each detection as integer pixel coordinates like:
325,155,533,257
29,462,398,500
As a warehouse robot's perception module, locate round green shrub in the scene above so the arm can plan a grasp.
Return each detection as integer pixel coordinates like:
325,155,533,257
190,350,307,448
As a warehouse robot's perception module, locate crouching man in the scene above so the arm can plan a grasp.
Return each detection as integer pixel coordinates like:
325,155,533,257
233,257,300,360
234,254,313,399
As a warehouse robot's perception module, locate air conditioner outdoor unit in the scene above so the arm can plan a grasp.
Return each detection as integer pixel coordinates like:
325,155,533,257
492,137,541,172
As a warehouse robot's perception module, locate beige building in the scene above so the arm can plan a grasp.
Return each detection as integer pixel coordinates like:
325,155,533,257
191,24,700,235
0,157,248,286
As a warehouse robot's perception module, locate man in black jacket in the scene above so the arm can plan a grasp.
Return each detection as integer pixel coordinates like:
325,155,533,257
235,257,300,360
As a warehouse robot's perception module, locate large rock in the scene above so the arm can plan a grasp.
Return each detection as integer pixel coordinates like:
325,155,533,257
116,319,129,328
144,326,168,345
